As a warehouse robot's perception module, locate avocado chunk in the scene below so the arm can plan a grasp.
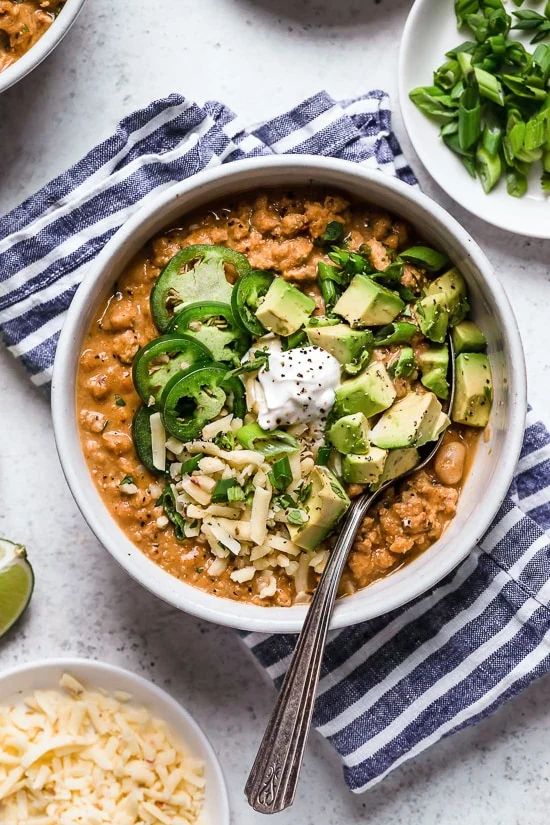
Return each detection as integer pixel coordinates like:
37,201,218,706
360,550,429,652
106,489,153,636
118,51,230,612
388,347,417,379
426,268,469,320
418,345,449,400
342,448,388,485
255,277,315,336
329,413,370,455
371,447,420,490
421,368,449,400
451,321,487,354
306,323,372,365
370,391,447,449
334,274,404,328
451,353,493,427
334,362,396,420
434,411,452,439
415,294,449,344
417,344,449,373
288,466,350,551
416,268,468,343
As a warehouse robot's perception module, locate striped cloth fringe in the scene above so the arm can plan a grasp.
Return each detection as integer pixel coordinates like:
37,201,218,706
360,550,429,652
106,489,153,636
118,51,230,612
0,90,548,791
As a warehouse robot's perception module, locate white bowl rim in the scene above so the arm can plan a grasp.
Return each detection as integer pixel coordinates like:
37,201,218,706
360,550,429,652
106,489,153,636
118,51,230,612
51,153,527,633
0,0,87,94
0,656,230,824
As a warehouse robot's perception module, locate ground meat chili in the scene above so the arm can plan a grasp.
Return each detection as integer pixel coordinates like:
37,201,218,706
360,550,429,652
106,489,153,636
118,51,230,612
76,189,482,607
0,0,65,73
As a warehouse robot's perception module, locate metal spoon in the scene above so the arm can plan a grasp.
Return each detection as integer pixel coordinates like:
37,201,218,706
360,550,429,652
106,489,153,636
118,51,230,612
245,337,455,814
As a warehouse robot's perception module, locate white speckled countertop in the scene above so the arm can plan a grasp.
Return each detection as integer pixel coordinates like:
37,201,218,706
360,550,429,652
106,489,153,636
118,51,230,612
1,1,549,822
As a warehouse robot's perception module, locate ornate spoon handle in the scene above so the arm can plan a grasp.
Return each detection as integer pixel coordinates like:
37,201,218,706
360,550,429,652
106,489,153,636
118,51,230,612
245,492,375,814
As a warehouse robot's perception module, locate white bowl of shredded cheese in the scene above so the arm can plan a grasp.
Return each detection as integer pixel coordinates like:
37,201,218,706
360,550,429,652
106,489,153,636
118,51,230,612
0,658,229,825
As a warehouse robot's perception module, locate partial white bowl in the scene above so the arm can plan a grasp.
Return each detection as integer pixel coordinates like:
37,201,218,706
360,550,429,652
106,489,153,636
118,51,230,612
0,0,87,94
0,658,229,825
51,154,527,633
399,0,550,238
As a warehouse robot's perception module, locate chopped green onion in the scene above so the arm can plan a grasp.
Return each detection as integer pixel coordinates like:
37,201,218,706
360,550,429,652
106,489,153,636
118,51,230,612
457,50,473,76
476,145,502,193
317,262,340,312
455,0,479,29
481,120,503,156
284,329,308,350
374,321,417,346
399,245,449,272
297,481,312,504
388,347,417,379
157,485,186,541
212,478,240,503
411,5,550,198
114,395,126,407
226,350,269,378
181,454,202,474
287,509,309,526
506,169,528,197
458,86,481,150
315,445,332,466
236,422,299,460
268,456,293,492
434,59,461,90
409,87,459,124
227,485,245,503
275,492,297,510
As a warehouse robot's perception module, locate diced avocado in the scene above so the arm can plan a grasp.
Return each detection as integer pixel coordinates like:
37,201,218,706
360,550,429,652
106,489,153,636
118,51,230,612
288,466,350,551
333,274,404,328
417,344,449,373
255,277,315,336
371,447,420,490
421,368,449,400
329,412,370,455
370,391,444,449
342,448,388,485
451,353,493,428
388,347,417,379
416,268,468,343
415,294,449,343
306,323,372,365
418,345,449,400
426,268,468,322
334,362,396,420
434,411,451,439
451,320,487,354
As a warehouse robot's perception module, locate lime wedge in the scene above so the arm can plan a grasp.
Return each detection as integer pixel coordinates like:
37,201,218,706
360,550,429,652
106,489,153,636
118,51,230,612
0,539,34,637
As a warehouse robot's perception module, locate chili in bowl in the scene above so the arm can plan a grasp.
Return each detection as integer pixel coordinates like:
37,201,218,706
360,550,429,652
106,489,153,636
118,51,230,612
51,155,526,633
0,0,86,93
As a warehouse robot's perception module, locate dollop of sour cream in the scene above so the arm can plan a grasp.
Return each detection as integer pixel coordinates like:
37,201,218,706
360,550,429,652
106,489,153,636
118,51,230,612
251,339,341,430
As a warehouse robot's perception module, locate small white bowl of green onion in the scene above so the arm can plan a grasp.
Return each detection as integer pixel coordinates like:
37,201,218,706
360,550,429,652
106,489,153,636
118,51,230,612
399,0,550,237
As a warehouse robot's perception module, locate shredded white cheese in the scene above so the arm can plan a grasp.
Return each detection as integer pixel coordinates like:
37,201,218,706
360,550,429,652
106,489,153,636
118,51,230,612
250,486,271,546
150,411,166,472
0,675,205,825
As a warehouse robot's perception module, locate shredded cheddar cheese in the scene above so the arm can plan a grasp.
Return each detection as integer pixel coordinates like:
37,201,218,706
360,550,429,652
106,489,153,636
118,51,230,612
0,674,205,825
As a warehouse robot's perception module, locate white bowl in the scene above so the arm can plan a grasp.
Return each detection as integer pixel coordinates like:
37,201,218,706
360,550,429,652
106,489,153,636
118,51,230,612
399,0,550,238
0,658,229,825
51,154,527,633
0,0,87,94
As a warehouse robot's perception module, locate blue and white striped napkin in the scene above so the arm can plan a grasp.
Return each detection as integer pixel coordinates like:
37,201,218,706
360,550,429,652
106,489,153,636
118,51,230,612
1,91,549,792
